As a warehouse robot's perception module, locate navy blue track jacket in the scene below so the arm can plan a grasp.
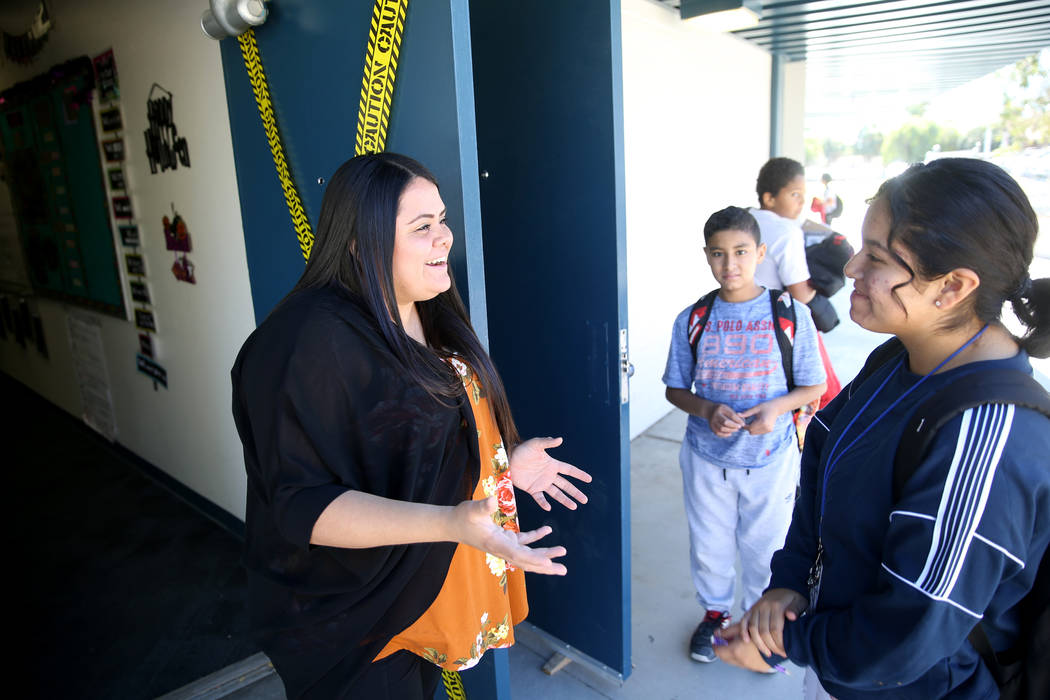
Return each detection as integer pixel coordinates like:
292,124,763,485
770,346,1050,699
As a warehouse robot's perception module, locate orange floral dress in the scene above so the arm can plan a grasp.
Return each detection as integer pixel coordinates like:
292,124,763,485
373,357,529,670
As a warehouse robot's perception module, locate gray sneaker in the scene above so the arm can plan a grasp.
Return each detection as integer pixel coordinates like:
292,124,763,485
689,610,730,662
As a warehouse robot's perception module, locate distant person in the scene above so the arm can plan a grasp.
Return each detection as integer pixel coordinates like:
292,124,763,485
231,153,592,698
716,158,1050,700
662,206,826,667
750,158,816,305
820,173,842,226
751,158,841,401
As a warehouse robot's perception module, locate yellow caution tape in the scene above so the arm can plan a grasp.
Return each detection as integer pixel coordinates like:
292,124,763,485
237,28,314,261
442,669,467,699
355,0,408,155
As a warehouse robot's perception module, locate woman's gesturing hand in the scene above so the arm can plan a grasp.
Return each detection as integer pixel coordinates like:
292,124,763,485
509,437,592,511
738,587,808,657
452,496,568,575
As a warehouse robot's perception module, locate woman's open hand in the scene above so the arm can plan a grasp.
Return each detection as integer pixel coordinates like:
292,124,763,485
451,496,568,575
738,587,807,657
509,437,592,511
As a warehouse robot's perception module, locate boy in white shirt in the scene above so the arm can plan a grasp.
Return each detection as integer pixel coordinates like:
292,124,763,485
748,158,815,305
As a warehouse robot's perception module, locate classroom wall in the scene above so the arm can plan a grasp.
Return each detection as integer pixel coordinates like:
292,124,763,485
621,0,773,438
0,0,255,519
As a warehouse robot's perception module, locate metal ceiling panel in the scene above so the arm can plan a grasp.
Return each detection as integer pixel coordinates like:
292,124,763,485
652,0,1050,129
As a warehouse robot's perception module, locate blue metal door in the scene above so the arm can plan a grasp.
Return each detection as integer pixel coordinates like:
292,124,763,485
470,0,632,679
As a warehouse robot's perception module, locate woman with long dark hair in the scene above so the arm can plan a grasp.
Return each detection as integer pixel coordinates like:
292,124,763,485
231,153,591,699
715,158,1050,699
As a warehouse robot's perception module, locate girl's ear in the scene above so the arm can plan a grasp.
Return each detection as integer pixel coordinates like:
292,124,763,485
760,191,775,209
935,268,980,310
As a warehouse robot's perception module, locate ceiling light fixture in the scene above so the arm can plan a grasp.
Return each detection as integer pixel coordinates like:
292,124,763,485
680,0,762,32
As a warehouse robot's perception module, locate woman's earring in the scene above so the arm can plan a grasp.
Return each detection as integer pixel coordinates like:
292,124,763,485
935,300,942,307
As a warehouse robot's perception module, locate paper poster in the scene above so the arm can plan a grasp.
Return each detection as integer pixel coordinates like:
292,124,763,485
136,353,167,388
129,280,150,304
119,225,139,247
107,167,125,190
125,253,145,276
134,308,156,332
67,312,117,440
93,49,119,102
100,107,122,132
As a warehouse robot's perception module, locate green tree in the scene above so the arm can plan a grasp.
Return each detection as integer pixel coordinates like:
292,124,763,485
804,138,823,165
999,53,1050,149
822,137,847,162
855,128,884,158
881,121,962,163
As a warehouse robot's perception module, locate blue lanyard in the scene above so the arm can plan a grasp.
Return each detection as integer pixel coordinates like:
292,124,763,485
818,325,989,532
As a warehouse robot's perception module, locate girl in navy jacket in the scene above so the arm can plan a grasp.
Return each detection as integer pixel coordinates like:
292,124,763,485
715,157,1050,699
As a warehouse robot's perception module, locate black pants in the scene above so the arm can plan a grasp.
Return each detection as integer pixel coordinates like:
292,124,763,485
346,650,443,700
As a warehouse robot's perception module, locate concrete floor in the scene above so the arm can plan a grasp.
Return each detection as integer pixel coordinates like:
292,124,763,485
503,408,805,700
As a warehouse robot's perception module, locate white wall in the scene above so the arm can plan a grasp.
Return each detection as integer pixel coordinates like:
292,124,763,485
781,60,806,163
622,0,773,438
0,1,256,519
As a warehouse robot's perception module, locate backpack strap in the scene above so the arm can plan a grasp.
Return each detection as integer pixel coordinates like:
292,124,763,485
888,369,1050,693
690,288,798,389
769,289,796,390
687,289,720,365
891,369,1050,498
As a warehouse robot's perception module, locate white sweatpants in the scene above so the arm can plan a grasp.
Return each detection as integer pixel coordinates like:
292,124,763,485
803,667,837,700
679,442,799,613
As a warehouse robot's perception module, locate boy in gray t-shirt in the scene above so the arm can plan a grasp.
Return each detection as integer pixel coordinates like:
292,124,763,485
662,206,826,666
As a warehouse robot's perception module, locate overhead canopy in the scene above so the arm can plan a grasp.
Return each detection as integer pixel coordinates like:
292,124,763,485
657,0,1050,130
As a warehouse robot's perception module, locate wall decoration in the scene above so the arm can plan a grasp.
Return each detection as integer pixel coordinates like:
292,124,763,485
162,208,191,252
119,224,139,246
0,296,12,333
129,280,150,304
31,313,47,357
138,332,153,358
100,107,122,132
107,167,125,190
124,253,145,276
112,196,132,219
67,312,117,439
3,2,53,65
172,256,196,284
134,308,156,332
162,205,196,284
17,297,31,348
101,137,124,162
1,57,124,315
136,353,167,388
144,83,190,173
93,49,119,102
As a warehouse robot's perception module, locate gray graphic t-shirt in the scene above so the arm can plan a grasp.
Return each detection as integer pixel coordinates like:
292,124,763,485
662,290,826,468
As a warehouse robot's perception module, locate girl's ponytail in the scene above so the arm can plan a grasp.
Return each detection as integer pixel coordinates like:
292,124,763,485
1012,277,1050,359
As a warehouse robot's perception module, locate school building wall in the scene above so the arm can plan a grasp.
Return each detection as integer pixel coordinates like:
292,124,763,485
780,60,807,163
0,0,807,513
621,0,775,438
0,0,256,520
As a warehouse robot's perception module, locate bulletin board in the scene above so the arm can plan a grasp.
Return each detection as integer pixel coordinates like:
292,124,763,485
0,56,124,315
